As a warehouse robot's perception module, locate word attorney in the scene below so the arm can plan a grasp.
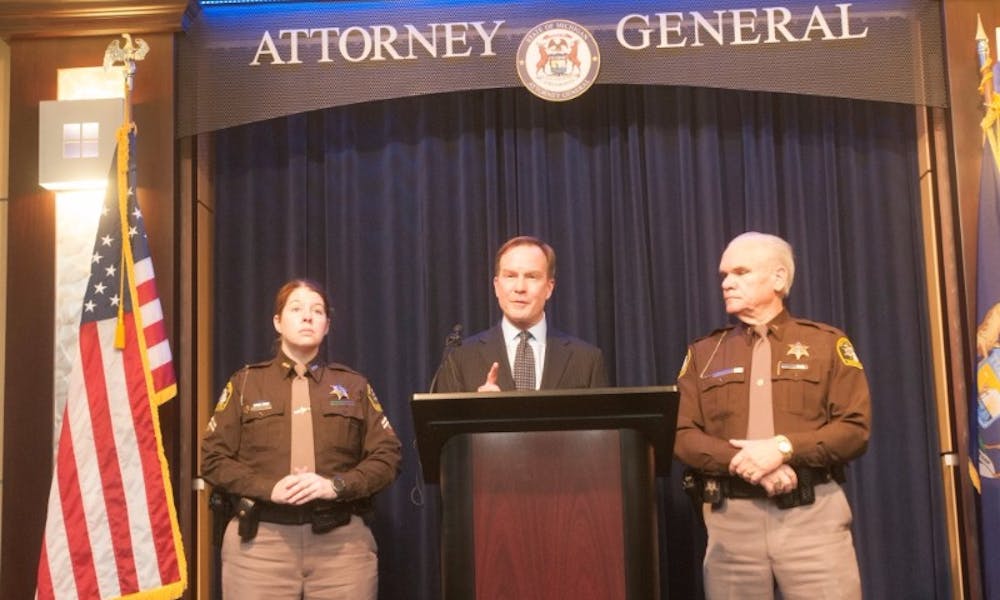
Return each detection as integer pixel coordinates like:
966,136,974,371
251,20,505,65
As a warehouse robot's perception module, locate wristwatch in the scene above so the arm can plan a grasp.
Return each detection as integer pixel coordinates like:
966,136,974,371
775,435,793,462
330,475,347,497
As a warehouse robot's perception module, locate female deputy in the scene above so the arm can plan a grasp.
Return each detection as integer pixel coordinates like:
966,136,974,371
202,279,401,599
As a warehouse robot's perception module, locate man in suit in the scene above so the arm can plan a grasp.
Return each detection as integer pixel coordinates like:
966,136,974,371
432,235,607,392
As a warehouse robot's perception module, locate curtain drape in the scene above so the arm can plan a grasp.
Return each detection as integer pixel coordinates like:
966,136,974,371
213,84,949,598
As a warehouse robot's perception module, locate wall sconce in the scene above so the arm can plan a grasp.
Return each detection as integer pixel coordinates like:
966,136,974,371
38,97,122,191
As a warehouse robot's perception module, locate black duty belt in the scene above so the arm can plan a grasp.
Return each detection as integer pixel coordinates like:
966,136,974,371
256,501,317,525
208,490,375,543
683,465,845,510
723,466,837,499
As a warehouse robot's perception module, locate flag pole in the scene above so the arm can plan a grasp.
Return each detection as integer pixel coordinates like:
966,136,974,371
104,33,149,348
977,15,993,107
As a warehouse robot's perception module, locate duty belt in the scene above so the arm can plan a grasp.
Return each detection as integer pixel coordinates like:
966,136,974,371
232,496,371,541
208,489,374,543
683,465,845,510
256,501,321,525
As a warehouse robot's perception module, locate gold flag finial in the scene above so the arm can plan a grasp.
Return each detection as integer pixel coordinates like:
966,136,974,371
103,33,150,93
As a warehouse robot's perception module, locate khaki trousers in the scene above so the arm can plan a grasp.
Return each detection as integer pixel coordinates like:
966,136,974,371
702,481,861,600
221,515,377,600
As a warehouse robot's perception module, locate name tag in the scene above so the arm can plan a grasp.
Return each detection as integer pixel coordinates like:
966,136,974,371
707,366,744,378
778,362,809,371
250,400,273,411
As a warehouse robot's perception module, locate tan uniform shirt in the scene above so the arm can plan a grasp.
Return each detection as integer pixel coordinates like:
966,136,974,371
675,310,871,474
202,352,402,501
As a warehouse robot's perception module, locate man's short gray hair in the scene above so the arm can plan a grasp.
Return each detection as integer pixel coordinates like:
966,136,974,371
728,231,796,297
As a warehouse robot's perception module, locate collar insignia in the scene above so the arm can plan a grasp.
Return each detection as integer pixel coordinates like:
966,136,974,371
786,342,810,360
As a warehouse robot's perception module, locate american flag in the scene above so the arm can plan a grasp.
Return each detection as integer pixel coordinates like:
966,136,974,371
35,127,187,599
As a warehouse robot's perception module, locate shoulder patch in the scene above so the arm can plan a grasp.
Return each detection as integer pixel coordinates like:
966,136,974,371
836,337,863,369
214,381,233,412
678,348,692,379
365,384,384,413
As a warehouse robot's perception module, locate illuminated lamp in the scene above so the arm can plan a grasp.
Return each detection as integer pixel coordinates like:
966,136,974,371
38,97,123,191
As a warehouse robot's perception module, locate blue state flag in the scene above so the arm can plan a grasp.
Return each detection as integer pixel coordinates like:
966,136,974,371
975,117,1000,600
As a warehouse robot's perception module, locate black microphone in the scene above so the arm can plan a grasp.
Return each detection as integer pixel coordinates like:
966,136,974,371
445,323,463,349
414,323,465,508
428,323,463,393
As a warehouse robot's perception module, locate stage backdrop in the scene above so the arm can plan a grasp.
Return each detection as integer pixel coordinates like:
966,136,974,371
211,84,949,599
179,0,947,136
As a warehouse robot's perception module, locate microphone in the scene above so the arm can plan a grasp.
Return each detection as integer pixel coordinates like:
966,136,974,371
445,323,464,349
414,323,465,508
428,323,463,393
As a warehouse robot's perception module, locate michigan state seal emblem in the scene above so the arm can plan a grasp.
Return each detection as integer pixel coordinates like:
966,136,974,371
516,19,601,102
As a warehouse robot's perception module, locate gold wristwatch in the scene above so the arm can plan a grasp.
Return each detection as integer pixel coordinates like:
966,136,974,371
775,435,793,462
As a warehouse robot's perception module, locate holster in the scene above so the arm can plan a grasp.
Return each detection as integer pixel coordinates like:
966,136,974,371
236,497,260,542
775,467,816,509
310,504,352,534
208,488,235,547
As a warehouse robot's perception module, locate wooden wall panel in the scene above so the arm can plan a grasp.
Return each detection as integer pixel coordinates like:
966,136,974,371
1,32,177,599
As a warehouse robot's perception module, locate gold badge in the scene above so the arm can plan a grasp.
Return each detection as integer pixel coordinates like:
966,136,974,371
786,342,810,360
214,381,233,413
836,337,863,369
678,349,691,378
366,385,384,413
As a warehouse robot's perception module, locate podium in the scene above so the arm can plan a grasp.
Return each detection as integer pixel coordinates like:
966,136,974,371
411,386,678,600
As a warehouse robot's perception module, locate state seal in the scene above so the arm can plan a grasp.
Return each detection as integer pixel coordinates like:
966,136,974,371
516,19,601,102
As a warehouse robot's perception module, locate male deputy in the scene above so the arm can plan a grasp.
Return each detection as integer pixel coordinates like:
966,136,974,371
675,232,870,599
432,235,607,392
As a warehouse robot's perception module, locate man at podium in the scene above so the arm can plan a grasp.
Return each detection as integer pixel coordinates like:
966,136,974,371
431,235,607,392
675,232,870,600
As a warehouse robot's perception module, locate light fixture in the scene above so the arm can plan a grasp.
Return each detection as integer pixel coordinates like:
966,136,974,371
38,66,125,192
39,97,123,191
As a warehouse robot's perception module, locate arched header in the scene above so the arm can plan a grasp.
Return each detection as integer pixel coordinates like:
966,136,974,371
177,0,946,136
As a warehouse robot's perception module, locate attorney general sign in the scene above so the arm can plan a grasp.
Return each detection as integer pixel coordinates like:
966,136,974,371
177,0,945,136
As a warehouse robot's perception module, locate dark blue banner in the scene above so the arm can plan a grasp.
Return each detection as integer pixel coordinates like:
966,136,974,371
177,0,945,135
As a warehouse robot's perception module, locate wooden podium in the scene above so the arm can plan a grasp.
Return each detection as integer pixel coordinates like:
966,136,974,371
411,386,678,600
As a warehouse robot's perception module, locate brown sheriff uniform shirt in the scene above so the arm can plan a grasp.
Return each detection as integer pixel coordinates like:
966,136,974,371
675,310,871,475
202,352,402,502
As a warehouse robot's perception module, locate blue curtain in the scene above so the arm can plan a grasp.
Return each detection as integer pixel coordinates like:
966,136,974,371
213,85,950,599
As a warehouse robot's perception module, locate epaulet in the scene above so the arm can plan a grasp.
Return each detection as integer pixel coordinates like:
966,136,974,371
244,359,272,369
791,317,842,336
326,362,362,376
692,324,734,345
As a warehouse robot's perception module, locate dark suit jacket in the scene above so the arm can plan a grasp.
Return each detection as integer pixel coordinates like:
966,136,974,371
431,324,608,392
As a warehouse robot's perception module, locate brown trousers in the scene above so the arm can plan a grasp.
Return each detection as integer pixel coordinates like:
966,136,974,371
221,515,377,600
702,481,862,600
